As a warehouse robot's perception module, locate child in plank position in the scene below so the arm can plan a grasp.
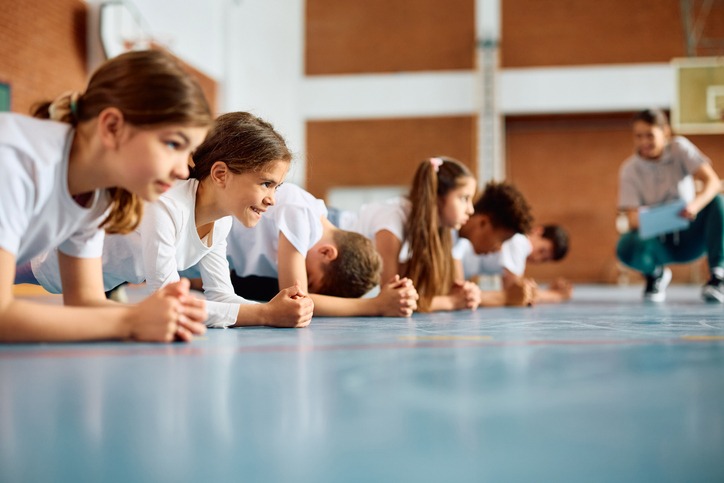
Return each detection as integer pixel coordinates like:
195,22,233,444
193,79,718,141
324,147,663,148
3,50,211,343
29,112,313,328
459,224,572,305
453,178,537,307
341,157,488,312
226,183,418,317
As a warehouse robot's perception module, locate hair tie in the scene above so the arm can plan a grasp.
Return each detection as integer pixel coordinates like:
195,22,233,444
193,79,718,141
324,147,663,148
429,157,443,173
48,91,81,122
69,91,79,118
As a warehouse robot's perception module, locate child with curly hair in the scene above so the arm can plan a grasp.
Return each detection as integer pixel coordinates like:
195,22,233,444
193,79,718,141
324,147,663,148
457,181,537,306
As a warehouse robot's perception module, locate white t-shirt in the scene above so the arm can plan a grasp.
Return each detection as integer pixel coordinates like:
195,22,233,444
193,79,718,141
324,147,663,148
227,183,327,277
460,233,532,279
341,197,411,262
618,136,708,209
0,113,109,266
341,196,463,263
33,179,252,328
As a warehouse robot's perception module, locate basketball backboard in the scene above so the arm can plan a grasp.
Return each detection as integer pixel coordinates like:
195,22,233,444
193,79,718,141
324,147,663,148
672,57,724,134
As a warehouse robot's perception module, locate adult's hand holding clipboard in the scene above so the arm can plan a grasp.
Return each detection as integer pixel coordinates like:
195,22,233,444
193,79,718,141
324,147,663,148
637,199,691,239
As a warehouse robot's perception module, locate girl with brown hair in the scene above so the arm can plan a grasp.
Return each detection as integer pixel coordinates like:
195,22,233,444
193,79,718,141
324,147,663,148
3,49,212,342
30,112,314,329
344,157,480,312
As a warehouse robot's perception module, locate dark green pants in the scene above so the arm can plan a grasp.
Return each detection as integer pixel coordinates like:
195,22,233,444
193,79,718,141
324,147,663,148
616,195,724,276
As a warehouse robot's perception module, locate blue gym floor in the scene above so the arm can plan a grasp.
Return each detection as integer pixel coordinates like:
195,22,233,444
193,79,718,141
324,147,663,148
2,284,724,483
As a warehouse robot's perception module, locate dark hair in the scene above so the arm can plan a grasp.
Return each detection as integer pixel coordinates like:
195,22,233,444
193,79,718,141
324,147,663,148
404,156,475,311
316,230,381,298
33,49,212,234
473,181,533,234
632,109,669,129
190,112,292,180
540,224,569,261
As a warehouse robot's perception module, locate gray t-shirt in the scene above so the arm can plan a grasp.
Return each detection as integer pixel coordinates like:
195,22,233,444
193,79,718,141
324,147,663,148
618,136,709,209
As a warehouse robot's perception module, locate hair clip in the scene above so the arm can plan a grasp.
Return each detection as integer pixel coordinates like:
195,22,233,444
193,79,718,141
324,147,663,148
429,157,443,172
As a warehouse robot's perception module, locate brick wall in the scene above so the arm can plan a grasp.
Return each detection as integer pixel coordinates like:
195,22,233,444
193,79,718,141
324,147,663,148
0,0,88,115
0,1,217,116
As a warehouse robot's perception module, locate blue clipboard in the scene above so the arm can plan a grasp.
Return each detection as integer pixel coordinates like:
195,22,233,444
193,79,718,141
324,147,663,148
638,199,690,239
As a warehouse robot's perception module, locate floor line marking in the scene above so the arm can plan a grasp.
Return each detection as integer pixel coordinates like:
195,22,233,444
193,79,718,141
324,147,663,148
398,335,494,341
681,335,724,341
2,335,723,359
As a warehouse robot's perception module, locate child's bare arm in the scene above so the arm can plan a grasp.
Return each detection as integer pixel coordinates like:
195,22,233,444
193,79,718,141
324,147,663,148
534,278,573,303
233,282,314,328
57,252,116,307
1,248,205,342
374,230,404,284
309,274,417,317
277,232,311,292
429,281,481,311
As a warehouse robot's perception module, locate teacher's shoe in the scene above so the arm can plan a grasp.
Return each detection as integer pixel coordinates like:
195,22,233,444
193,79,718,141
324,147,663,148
702,276,724,303
644,267,671,302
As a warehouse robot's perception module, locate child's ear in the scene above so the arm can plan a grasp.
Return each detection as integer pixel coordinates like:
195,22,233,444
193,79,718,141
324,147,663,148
318,243,339,262
209,161,229,187
97,107,125,149
478,213,491,228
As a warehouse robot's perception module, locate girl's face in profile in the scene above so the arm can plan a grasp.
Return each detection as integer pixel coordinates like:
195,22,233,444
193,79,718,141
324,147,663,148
438,176,476,229
121,125,209,202
633,120,669,160
226,159,289,228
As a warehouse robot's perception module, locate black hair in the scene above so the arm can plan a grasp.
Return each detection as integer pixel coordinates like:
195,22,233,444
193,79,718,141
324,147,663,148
540,224,569,261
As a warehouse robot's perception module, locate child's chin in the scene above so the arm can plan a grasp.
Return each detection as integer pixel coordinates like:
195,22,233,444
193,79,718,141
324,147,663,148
141,192,159,203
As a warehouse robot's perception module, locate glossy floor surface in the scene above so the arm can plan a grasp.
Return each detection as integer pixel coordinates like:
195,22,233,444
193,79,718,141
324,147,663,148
2,285,724,482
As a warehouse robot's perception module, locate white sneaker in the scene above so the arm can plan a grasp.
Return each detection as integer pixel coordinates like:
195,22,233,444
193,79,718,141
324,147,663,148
702,277,724,303
643,267,672,302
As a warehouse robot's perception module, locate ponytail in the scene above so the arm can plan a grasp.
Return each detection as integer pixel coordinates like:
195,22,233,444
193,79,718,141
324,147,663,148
32,91,81,125
31,50,212,234
403,157,473,311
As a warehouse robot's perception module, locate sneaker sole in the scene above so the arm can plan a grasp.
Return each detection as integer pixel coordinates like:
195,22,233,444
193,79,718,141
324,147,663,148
702,286,724,303
644,292,666,302
643,268,672,303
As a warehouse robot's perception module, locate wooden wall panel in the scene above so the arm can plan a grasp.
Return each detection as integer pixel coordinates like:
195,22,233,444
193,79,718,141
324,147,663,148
506,113,724,284
501,0,686,67
306,116,476,200
306,0,475,75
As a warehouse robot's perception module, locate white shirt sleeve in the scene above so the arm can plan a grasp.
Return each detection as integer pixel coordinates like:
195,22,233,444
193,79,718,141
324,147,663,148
138,200,182,292
675,136,710,175
499,234,531,276
275,204,323,256
57,200,107,259
197,234,257,329
451,231,466,260
354,197,409,261
618,158,642,209
0,146,33,257
371,200,407,241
